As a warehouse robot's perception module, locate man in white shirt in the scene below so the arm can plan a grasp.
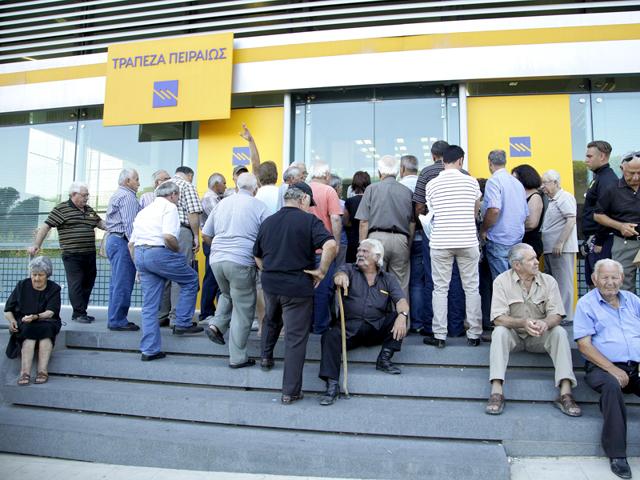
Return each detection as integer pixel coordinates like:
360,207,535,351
129,181,202,361
423,146,483,348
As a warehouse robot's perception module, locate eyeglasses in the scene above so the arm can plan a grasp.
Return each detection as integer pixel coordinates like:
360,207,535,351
621,151,640,162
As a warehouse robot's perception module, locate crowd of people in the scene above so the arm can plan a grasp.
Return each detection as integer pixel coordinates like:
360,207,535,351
4,128,640,478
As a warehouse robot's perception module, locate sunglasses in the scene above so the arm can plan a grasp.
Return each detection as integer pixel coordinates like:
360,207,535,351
621,151,640,162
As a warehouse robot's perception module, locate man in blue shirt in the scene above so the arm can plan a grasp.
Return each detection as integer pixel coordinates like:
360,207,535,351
574,259,640,479
480,149,529,279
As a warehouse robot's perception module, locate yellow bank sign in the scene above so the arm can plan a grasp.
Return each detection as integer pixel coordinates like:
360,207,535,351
103,33,233,126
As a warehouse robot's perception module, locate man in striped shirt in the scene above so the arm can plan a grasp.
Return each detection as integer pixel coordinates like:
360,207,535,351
105,169,141,331
28,182,106,323
423,146,483,348
139,169,171,209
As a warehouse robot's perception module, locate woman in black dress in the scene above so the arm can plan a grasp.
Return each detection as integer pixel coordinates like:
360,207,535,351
343,171,371,263
4,256,62,385
512,164,545,258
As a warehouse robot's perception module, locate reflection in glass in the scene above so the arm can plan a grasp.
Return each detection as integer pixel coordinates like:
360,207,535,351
570,94,591,239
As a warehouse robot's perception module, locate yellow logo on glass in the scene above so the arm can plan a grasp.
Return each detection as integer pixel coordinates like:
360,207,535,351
104,33,233,126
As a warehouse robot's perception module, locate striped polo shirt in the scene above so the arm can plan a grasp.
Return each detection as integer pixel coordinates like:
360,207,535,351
424,168,481,250
45,200,102,254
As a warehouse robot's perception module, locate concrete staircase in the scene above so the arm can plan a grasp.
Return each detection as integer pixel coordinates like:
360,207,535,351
1,318,639,480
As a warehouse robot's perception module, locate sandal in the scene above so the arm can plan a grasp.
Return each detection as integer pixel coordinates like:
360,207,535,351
17,373,30,386
554,393,582,417
485,393,505,415
34,372,49,384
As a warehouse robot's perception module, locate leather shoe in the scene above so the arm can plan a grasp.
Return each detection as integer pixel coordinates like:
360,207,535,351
467,337,481,347
229,358,256,369
423,336,446,348
281,392,304,404
610,458,632,479
319,379,340,406
108,322,140,332
141,352,166,362
205,325,225,344
173,324,204,335
158,318,170,328
86,315,96,321
260,358,274,371
72,315,92,324
376,348,401,374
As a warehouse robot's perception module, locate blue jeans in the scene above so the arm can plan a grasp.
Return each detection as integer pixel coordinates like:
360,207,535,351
200,242,220,319
135,246,199,355
106,234,136,328
485,240,513,280
409,239,426,330
421,230,465,336
312,256,336,335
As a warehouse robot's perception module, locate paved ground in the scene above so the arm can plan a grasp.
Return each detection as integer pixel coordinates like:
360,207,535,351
1,453,638,479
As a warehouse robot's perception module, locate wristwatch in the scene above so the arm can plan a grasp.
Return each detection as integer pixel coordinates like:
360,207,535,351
399,311,409,319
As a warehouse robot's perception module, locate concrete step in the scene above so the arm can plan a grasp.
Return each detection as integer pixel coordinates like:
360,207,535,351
43,349,635,404
0,405,510,480
6,376,640,456
64,329,588,368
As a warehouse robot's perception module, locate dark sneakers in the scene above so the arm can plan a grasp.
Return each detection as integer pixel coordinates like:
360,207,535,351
610,458,632,479
173,324,204,336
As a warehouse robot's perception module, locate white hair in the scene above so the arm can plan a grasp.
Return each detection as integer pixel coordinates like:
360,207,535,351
508,243,535,266
236,172,258,193
593,259,624,278
69,181,89,195
377,155,399,177
360,238,385,268
208,173,225,190
118,168,137,186
543,169,561,184
309,162,330,179
29,256,53,277
152,169,169,183
283,166,301,182
155,180,179,198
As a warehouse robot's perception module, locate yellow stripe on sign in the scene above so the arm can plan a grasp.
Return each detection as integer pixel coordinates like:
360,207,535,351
519,143,532,152
510,143,523,152
165,90,178,101
153,89,167,100
1,24,639,87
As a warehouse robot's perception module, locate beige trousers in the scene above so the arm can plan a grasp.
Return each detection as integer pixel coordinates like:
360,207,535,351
489,325,577,388
369,231,410,296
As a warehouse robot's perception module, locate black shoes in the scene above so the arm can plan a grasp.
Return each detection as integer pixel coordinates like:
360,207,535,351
260,358,274,371
319,379,340,406
173,324,204,335
467,337,481,347
376,348,401,374
72,315,93,324
108,322,140,332
423,337,446,348
141,352,166,362
610,458,632,479
205,325,225,344
281,392,304,405
229,359,256,369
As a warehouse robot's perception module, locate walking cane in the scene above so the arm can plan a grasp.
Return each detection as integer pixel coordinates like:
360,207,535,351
336,286,350,398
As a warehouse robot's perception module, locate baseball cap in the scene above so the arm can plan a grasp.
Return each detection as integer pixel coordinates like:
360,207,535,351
289,182,316,206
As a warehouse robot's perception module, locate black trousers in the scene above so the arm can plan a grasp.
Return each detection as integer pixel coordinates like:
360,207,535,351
62,251,97,318
585,361,640,458
261,292,313,396
319,312,402,382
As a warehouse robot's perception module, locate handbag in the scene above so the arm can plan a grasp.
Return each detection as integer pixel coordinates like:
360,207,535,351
5,334,20,359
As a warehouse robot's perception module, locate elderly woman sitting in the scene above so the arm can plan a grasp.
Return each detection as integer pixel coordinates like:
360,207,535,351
4,256,62,385
541,169,579,325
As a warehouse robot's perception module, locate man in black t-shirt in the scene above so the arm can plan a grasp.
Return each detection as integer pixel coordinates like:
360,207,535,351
254,182,336,404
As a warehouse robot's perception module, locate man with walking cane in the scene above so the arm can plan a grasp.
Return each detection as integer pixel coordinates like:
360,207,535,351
318,238,409,406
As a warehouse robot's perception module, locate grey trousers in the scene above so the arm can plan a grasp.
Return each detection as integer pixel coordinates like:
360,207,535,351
209,261,257,365
159,226,194,322
612,236,640,294
369,231,410,297
543,252,576,322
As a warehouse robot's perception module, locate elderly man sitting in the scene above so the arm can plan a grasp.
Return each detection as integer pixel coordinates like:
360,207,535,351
574,259,640,479
318,238,409,406
485,243,581,417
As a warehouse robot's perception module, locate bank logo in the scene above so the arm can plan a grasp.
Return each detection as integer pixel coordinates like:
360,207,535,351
153,80,179,108
232,146,251,165
509,136,532,157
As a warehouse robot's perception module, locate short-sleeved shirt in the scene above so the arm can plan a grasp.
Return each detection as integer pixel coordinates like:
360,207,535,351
491,269,565,337
424,169,481,249
337,263,405,337
202,190,268,267
254,206,334,297
105,186,140,240
130,197,180,247
45,200,102,254
595,177,640,235
573,288,640,363
139,191,155,209
255,184,280,216
200,190,228,227
309,181,343,234
399,174,418,193
540,188,578,254
413,161,445,206
172,176,203,227
355,176,413,236
582,163,618,242
482,168,529,245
